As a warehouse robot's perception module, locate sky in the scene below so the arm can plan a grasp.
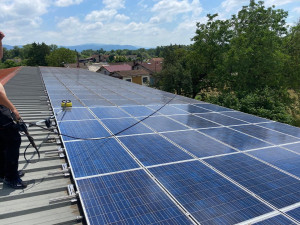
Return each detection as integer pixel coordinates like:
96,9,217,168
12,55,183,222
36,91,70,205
1,0,300,48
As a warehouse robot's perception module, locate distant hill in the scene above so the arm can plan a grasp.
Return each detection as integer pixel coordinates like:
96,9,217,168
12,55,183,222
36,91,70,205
3,43,141,51
63,44,140,51
3,45,23,50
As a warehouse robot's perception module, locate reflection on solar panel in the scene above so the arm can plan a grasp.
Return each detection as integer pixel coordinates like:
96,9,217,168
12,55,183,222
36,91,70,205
41,67,300,224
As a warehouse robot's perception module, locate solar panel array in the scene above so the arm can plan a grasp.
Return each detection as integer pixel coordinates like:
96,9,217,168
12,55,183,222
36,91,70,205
40,67,300,225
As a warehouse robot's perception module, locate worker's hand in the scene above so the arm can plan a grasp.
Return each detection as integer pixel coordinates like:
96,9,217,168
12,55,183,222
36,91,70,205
12,109,21,120
0,31,5,41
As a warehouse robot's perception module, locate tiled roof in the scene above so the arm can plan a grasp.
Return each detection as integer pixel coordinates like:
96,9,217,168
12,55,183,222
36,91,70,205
139,60,163,73
102,64,132,73
113,69,150,78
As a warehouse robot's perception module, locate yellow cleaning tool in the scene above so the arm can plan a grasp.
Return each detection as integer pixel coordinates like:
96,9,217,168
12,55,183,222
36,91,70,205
61,100,72,107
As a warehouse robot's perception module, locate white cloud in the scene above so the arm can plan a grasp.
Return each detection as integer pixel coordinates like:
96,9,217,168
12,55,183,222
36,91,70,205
292,7,300,13
220,0,247,13
54,0,83,7
264,0,296,6
115,14,130,21
102,0,125,10
0,0,49,19
151,0,202,23
85,9,117,21
138,0,148,9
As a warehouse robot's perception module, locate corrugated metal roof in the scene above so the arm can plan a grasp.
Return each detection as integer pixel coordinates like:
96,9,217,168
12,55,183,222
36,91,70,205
0,67,83,225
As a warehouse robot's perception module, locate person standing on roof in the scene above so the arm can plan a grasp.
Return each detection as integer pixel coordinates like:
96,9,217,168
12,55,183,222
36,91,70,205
0,31,27,189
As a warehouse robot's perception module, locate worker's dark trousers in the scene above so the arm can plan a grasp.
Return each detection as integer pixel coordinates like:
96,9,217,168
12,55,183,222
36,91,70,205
0,127,21,180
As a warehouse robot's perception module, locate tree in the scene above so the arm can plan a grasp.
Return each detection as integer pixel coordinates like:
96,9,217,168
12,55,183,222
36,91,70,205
27,42,50,66
224,0,289,95
190,13,233,97
46,48,76,67
155,45,192,96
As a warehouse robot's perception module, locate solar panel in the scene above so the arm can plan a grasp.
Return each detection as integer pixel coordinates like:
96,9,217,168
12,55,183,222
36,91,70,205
118,134,193,166
259,122,300,138
163,130,237,157
201,127,272,150
254,215,294,225
221,111,271,123
194,103,234,112
284,143,300,153
148,104,189,115
141,116,189,132
169,114,220,129
232,125,300,145
40,67,300,225
248,147,300,177
76,170,192,224
54,108,95,121
101,118,153,136
121,106,155,117
204,154,300,209
64,139,139,178
198,113,249,126
172,104,211,113
59,120,110,141
149,161,273,224
90,106,130,119
287,207,300,220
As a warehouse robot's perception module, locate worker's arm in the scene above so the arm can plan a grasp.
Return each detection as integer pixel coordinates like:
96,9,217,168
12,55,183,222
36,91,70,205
0,83,21,120
0,31,4,60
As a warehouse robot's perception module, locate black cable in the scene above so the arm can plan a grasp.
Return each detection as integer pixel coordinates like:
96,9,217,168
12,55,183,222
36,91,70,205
28,95,176,142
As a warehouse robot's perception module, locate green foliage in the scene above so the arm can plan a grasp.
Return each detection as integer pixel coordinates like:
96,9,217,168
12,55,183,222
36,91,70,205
161,0,299,126
27,42,50,66
0,59,20,69
199,87,294,124
154,45,192,96
46,48,76,67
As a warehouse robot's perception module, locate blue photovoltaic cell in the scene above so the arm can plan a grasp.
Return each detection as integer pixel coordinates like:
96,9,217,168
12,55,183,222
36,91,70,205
232,125,300,145
148,105,189,115
142,116,189,132
101,118,153,136
59,120,110,141
259,122,300,138
75,94,100,99
118,134,192,166
254,215,294,225
81,99,114,107
201,127,271,150
198,113,248,126
169,114,220,129
120,106,155,117
221,111,271,123
249,147,300,177
287,207,300,221
163,130,236,157
284,143,300,154
136,98,168,105
65,139,139,178
91,107,130,119
172,104,211,113
76,170,192,225
205,154,300,209
149,161,272,224
194,103,234,112
109,99,140,106
54,108,95,121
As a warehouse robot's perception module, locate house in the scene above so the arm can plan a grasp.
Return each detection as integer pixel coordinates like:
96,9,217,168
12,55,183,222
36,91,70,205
125,55,138,61
100,54,110,62
111,69,151,85
97,64,132,75
133,58,163,74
